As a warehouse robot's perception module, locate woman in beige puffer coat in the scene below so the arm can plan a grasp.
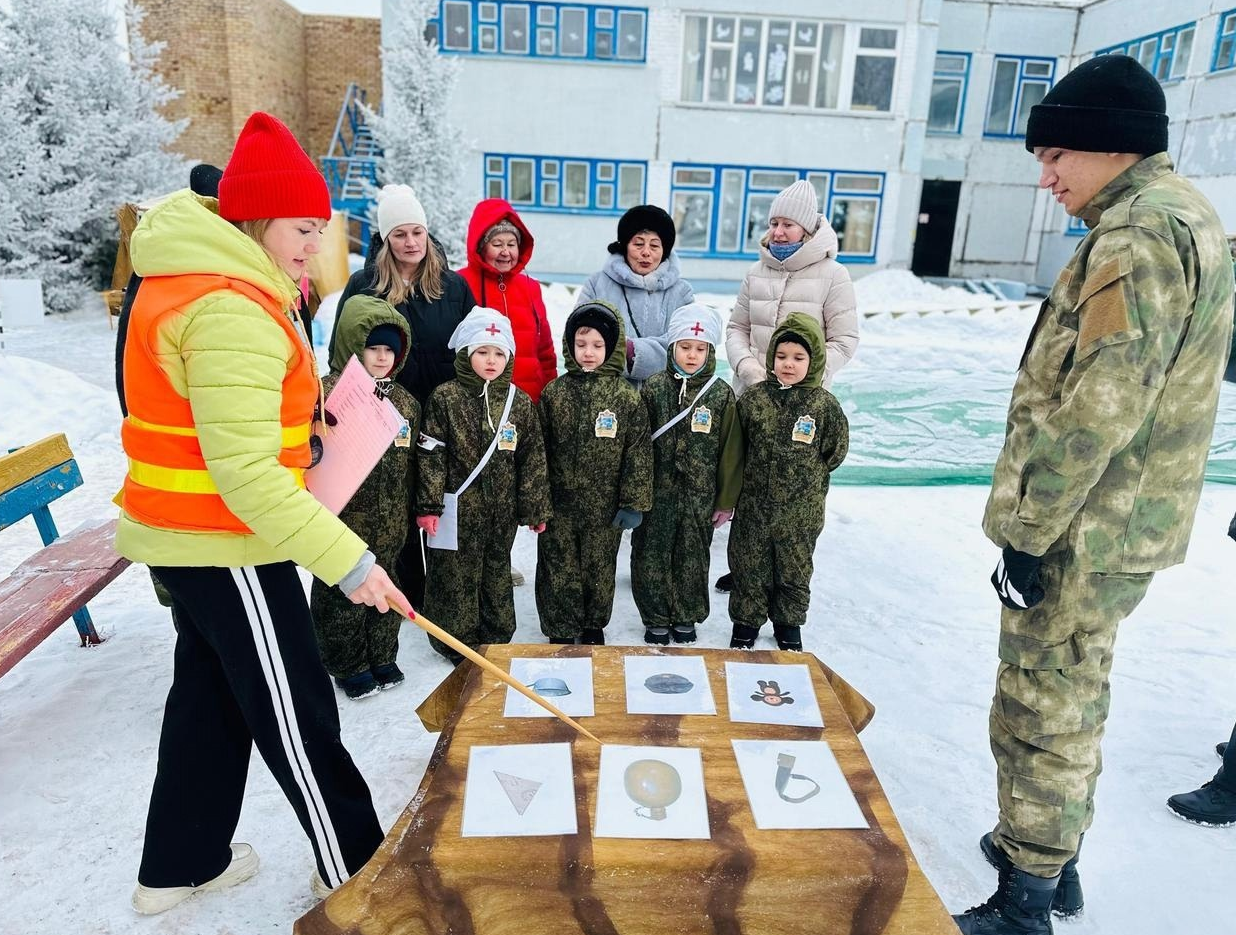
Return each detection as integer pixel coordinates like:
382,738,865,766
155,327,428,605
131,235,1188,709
725,179,859,395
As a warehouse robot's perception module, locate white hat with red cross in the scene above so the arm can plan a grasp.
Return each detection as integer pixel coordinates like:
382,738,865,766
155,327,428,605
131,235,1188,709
666,303,722,347
448,307,516,358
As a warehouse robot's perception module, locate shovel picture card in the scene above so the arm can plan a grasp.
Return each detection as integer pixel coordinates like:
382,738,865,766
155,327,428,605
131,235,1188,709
461,743,577,837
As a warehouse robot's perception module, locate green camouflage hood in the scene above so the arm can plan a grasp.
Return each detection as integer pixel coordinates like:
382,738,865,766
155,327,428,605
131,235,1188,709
664,342,717,387
563,300,628,377
452,342,515,396
328,294,411,379
766,313,827,387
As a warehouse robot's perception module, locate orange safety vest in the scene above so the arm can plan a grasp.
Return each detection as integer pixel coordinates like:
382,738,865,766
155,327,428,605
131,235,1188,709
119,274,318,534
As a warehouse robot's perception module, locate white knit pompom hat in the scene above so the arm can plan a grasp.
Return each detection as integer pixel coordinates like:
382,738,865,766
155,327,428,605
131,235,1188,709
768,179,821,233
377,184,428,240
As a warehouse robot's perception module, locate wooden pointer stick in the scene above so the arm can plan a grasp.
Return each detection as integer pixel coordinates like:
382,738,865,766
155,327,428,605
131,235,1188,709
388,598,602,745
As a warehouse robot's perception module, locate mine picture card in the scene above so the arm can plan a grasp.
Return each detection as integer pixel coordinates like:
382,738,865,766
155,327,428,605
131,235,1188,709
594,745,711,840
724,662,824,728
731,739,869,831
461,743,578,837
503,656,595,718
623,654,716,715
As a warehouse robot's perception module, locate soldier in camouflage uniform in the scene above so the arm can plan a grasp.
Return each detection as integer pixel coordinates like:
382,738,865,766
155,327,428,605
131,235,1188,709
727,313,848,652
955,56,1236,935
416,309,551,664
536,301,653,644
631,303,743,645
310,295,420,698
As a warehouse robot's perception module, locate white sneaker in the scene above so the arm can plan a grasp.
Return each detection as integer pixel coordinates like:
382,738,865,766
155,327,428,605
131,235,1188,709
132,843,259,914
311,868,334,900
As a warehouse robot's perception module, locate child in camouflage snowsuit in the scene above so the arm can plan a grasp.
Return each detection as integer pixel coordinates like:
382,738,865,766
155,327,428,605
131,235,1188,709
536,301,653,645
310,295,420,699
728,312,848,651
416,308,551,664
631,303,743,645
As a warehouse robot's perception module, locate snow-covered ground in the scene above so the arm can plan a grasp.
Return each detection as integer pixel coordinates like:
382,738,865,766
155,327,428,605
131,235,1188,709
2,295,1235,934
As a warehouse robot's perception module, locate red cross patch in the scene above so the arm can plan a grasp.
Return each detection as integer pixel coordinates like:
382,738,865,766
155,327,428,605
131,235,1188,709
690,321,704,336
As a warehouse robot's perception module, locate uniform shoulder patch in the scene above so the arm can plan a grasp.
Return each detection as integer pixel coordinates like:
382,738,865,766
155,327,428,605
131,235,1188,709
1076,247,1134,353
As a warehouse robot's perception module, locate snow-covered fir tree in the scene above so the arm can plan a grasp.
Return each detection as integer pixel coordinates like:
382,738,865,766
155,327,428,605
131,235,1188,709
0,0,187,313
367,0,470,264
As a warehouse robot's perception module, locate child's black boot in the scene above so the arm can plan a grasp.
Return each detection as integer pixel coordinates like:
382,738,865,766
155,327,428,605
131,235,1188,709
730,624,759,649
773,625,802,651
644,626,671,645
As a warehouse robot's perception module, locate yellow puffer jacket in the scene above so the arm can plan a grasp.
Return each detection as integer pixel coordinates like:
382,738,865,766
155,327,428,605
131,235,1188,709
114,190,367,586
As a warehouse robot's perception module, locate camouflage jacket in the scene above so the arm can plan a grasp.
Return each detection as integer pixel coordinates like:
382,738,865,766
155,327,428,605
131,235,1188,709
540,303,653,523
641,347,743,518
416,349,551,530
326,295,421,565
735,313,849,529
984,153,1235,572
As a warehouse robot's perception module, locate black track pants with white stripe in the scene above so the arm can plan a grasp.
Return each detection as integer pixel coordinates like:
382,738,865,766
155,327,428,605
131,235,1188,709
138,563,383,889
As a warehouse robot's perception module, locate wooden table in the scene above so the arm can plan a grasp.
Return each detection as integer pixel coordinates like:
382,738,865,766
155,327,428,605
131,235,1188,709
296,644,958,935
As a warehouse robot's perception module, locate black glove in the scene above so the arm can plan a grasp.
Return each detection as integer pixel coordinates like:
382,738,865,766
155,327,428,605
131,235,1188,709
991,545,1045,610
1227,511,1236,542
612,508,643,530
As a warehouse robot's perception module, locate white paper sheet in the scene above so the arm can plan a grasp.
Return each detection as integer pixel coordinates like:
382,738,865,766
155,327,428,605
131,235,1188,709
594,745,710,840
724,662,824,727
305,355,405,514
623,655,716,715
503,656,595,718
461,743,578,837
732,739,868,830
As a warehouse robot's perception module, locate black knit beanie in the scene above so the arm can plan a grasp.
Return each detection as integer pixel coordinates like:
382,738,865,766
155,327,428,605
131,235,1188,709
366,323,404,357
1024,54,1167,155
189,163,223,198
608,204,676,257
774,331,810,355
567,304,619,360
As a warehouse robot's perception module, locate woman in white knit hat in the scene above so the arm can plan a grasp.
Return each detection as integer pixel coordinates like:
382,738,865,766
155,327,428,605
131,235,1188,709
328,183,477,606
724,178,858,395
717,178,858,592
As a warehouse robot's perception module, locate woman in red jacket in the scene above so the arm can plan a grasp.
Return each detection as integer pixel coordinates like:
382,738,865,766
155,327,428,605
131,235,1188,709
457,199,556,401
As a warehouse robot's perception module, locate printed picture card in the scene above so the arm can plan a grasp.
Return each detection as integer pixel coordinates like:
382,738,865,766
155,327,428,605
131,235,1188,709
594,745,711,840
503,656,595,718
731,739,868,830
623,654,716,715
724,661,824,728
461,743,578,837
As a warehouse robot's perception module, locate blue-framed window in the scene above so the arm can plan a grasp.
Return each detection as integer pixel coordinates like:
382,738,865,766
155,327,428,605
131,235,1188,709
430,1,647,62
984,55,1055,138
680,15,900,112
928,51,971,133
669,163,883,262
1065,216,1087,237
1098,21,1196,82
483,153,646,214
1213,9,1236,72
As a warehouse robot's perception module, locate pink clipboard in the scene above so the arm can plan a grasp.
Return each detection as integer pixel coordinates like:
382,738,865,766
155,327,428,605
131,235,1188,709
305,356,406,514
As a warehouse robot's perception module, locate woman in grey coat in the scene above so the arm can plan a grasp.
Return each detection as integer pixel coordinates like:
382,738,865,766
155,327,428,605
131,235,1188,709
577,205,695,384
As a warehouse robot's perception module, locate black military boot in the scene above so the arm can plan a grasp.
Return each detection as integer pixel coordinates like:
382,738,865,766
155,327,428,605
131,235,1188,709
981,833,1082,918
953,865,1059,934
1167,780,1236,826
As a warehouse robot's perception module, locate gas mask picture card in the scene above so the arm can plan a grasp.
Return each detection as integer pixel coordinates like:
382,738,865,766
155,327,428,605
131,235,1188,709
623,654,716,715
731,739,868,830
461,743,578,837
724,661,824,727
594,745,710,840
504,656,595,718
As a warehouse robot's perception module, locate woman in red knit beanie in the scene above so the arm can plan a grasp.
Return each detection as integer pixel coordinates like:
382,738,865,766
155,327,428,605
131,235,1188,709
118,111,402,915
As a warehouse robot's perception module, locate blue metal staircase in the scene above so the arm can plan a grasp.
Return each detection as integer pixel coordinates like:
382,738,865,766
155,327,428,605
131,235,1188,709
321,83,381,255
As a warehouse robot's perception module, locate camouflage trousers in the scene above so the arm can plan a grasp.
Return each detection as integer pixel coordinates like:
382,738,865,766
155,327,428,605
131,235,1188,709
535,517,622,639
631,502,715,629
423,521,519,662
309,580,402,679
990,556,1153,877
727,509,823,630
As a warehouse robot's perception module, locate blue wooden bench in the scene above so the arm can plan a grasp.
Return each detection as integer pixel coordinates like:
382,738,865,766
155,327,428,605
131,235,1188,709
0,434,130,677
